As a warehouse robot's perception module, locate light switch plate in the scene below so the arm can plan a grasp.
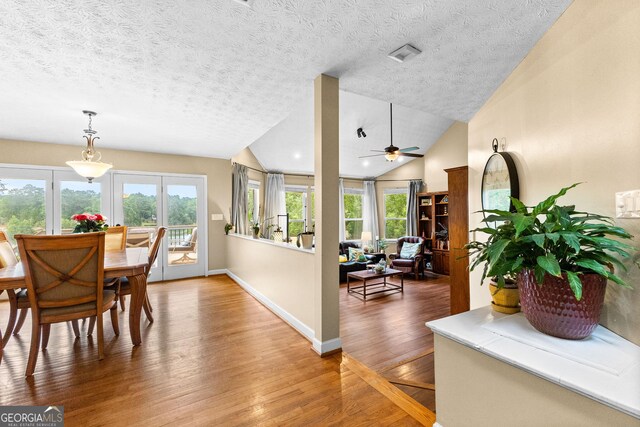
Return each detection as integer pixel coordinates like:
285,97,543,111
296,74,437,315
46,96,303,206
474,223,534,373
615,190,640,219
211,213,224,221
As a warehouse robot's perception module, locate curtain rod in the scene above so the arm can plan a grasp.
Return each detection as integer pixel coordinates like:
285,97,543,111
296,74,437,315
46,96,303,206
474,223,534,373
233,162,418,183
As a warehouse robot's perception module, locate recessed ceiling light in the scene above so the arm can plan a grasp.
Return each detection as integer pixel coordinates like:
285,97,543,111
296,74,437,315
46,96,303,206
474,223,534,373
293,152,301,160
231,0,254,8
362,160,370,167
397,156,404,162
388,44,421,63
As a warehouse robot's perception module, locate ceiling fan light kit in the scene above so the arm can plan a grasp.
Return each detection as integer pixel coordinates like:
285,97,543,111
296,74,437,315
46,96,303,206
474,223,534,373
359,103,423,162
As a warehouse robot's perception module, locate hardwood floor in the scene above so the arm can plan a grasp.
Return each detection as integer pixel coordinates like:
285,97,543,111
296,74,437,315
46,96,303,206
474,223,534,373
340,271,450,412
0,276,420,426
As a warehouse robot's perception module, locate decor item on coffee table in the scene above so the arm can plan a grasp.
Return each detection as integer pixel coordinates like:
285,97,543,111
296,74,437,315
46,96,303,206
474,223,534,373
347,268,403,300
466,183,636,340
389,236,426,279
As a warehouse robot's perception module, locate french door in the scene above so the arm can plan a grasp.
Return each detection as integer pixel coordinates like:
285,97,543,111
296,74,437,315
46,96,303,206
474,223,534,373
53,170,111,235
112,173,206,281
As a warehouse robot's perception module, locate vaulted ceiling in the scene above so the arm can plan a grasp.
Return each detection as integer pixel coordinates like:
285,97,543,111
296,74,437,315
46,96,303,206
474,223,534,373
0,0,571,165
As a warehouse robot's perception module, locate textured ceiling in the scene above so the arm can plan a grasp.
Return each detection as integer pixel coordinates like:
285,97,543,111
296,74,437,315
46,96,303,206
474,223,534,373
249,89,453,178
0,0,571,159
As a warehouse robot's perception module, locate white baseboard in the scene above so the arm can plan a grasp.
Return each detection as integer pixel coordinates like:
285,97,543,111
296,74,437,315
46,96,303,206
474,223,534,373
312,337,342,355
225,270,314,342
207,269,228,276
433,422,444,427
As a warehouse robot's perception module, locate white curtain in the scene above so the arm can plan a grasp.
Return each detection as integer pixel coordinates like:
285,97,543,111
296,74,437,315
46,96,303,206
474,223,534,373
231,163,248,235
362,180,379,247
338,178,346,242
264,173,285,239
407,179,423,236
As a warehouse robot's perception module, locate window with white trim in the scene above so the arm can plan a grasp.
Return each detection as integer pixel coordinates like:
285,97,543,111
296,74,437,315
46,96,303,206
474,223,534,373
384,188,408,239
285,185,314,238
343,187,363,240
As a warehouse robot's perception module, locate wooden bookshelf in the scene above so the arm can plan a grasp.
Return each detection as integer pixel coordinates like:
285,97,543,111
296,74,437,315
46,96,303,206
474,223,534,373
417,191,449,275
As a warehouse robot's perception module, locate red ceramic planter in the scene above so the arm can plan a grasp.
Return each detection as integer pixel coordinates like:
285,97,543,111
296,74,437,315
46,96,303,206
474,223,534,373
517,270,607,340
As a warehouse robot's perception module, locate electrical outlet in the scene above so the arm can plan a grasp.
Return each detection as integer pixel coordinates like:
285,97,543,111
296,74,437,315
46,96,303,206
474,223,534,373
615,190,640,219
211,214,224,221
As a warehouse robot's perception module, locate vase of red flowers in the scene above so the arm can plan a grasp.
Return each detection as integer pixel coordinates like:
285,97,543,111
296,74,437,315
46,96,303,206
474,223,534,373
71,213,108,233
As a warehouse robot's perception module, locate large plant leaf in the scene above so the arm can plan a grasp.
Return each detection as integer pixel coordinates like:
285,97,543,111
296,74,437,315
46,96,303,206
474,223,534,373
606,271,633,289
565,271,583,301
512,214,535,238
536,254,562,277
533,183,581,215
510,197,528,214
575,259,608,276
487,239,510,263
560,232,581,254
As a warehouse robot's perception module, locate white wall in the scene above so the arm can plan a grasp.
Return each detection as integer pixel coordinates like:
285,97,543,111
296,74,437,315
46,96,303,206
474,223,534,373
424,121,468,192
467,0,640,344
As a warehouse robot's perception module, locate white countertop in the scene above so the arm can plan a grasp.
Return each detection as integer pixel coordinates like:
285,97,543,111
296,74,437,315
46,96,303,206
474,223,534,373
226,232,315,254
427,306,640,419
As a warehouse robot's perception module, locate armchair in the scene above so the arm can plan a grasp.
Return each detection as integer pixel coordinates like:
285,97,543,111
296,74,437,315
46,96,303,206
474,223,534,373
389,236,426,279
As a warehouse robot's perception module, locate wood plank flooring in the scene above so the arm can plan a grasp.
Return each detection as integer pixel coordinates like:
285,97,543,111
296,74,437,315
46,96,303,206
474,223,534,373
0,276,420,426
340,272,450,412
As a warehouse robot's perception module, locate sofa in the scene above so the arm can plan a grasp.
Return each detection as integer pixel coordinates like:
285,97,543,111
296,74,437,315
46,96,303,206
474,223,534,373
338,242,385,282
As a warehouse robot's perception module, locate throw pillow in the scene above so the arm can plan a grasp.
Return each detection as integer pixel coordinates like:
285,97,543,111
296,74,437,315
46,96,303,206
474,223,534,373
339,255,348,263
357,254,367,262
348,247,364,261
400,242,421,259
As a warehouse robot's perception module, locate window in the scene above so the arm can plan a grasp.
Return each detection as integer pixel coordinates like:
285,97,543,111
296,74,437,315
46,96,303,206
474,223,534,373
285,185,314,238
247,180,260,226
343,188,363,240
384,188,408,239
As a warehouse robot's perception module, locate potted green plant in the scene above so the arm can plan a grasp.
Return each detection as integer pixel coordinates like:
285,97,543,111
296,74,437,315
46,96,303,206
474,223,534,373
224,223,233,235
377,239,388,254
466,183,636,340
251,221,260,239
71,213,108,233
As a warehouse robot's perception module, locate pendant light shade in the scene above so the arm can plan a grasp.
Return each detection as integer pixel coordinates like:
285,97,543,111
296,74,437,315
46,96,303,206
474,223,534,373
67,110,112,183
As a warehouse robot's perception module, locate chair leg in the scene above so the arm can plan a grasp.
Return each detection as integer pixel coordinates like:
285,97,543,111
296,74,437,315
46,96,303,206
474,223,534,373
110,304,120,336
41,324,51,351
143,297,154,323
146,294,153,312
3,290,18,346
14,308,28,335
88,316,96,336
71,320,80,338
119,295,126,311
25,318,41,377
97,313,104,361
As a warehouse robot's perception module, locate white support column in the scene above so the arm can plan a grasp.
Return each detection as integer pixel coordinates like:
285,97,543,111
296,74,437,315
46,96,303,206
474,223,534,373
312,74,341,355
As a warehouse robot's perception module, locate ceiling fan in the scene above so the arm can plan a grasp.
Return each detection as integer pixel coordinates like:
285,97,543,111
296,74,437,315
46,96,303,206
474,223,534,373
359,103,423,162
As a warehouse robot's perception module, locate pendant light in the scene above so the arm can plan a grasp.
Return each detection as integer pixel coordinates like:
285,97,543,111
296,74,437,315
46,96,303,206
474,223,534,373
66,110,112,183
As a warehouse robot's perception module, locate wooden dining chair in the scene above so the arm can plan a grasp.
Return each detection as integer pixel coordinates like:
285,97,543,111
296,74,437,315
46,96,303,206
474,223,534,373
117,226,167,322
105,225,127,251
15,232,119,376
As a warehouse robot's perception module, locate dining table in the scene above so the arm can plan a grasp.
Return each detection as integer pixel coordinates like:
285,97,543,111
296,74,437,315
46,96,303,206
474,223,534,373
0,247,150,360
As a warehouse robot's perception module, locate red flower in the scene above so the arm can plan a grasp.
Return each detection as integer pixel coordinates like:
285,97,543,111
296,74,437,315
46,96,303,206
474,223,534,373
94,214,104,221
73,214,88,221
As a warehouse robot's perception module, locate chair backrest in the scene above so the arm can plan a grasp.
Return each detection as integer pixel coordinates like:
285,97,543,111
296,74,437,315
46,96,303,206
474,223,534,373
15,233,105,313
0,230,18,268
396,236,425,256
146,227,167,277
105,225,128,251
188,228,198,248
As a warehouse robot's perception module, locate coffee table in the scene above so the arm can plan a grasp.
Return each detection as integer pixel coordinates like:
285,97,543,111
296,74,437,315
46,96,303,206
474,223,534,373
346,268,403,300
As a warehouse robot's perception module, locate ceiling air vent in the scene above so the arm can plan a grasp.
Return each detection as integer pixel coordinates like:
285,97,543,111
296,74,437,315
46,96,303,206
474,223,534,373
231,0,255,7
388,44,422,63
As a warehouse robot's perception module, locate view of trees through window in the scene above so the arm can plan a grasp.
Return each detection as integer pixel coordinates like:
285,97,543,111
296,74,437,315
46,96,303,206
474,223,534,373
285,190,305,237
0,179,196,240
344,191,363,240
0,179,46,240
384,190,407,239
123,184,157,227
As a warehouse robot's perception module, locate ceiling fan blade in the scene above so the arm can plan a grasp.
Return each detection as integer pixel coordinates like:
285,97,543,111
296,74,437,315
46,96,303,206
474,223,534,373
399,153,424,158
358,154,386,158
399,146,419,152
